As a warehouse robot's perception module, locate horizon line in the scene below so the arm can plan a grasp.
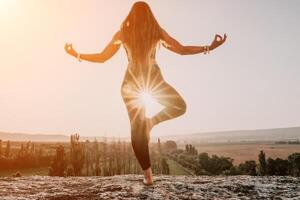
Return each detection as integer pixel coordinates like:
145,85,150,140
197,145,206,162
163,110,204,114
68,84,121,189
1,125,299,138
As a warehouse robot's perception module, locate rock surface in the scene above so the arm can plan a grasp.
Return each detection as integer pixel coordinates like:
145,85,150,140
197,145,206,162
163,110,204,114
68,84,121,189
0,175,299,200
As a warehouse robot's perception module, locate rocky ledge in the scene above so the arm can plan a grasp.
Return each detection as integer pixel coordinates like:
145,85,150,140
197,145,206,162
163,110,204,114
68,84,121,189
0,175,299,200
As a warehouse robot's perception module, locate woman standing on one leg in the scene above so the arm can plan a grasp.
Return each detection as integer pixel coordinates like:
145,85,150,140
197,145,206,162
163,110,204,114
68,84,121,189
65,1,226,185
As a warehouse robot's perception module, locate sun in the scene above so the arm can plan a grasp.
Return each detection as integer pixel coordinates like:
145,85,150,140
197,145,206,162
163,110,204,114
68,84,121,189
138,89,164,118
121,68,174,123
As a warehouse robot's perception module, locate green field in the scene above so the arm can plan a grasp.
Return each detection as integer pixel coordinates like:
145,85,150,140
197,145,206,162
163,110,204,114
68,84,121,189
166,158,190,175
189,143,300,164
0,161,189,176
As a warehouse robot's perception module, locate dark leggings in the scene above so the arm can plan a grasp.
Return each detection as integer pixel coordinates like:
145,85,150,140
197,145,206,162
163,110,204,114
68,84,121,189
121,65,186,170
130,121,151,170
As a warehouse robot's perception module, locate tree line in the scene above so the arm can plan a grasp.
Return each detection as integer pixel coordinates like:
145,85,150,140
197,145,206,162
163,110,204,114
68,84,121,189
0,139,52,171
168,144,300,176
49,134,170,177
2,138,299,177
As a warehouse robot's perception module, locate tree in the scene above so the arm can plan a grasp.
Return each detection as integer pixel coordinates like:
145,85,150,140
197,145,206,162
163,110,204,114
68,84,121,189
85,140,91,176
93,139,101,176
126,142,132,174
5,141,10,158
70,134,85,176
196,153,233,175
196,152,210,175
37,146,44,165
258,150,267,176
288,153,300,176
276,158,289,176
184,144,198,155
185,144,189,153
30,142,35,155
18,144,25,158
210,155,233,175
239,160,257,176
102,138,109,176
161,158,170,174
116,139,122,174
193,146,198,155
267,158,289,176
49,145,66,177
157,138,162,154
157,138,162,174
163,140,177,152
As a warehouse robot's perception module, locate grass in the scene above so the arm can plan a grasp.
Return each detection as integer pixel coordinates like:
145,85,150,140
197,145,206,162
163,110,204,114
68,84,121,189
0,162,188,177
167,158,190,175
0,167,49,177
189,143,300,164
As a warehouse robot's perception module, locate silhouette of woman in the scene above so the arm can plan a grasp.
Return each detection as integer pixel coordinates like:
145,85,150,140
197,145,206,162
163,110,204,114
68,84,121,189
65,1,226,185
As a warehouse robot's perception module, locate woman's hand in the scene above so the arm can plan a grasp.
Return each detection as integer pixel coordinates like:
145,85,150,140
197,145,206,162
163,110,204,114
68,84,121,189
64,43,77,57
210,34,227,51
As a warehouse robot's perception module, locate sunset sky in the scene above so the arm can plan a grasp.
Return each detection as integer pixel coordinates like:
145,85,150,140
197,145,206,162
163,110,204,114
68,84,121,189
0,0,299,137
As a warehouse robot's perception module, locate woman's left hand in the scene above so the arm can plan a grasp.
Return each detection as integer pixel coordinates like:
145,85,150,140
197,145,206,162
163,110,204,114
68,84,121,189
64,43,77,57
210,34,227,50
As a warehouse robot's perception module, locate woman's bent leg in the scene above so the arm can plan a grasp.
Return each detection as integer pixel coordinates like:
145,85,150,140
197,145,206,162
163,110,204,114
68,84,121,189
151,81,187,126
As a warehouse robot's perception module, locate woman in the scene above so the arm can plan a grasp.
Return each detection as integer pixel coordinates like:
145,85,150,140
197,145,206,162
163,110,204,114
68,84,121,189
65,1,226,185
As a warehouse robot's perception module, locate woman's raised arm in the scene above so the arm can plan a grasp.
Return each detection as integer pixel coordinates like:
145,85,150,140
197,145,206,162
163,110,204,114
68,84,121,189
65,31,122,63
161,29,226,55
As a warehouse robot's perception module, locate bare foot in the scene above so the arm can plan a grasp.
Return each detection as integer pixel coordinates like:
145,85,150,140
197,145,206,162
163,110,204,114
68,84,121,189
143,178,153,186
143,168,154,186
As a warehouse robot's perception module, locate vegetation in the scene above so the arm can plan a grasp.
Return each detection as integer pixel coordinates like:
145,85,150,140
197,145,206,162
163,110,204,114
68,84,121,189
258,150,267,176
189,143,300,165
238,160,257,176
196,152,234,175
48,134,170,177
49,145,66,176
275,140,300,144
168,143,300,176
0,140,52,172
1,137,300,177
166,158,190,175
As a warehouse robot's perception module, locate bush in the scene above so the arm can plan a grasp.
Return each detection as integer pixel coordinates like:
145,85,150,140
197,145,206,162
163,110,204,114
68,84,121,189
267,158,289,176
223,166,241,175
239,160,257,176
196,153,234,175
288,153,300,176
12,171,22,177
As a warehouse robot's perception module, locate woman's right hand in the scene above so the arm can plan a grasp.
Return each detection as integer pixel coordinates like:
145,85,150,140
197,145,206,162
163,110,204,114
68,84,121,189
64,43,77,57
210,34,227,51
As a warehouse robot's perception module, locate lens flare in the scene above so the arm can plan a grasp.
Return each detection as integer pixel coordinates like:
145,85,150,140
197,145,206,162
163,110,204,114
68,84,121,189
122,67,178,123
138,89,163,118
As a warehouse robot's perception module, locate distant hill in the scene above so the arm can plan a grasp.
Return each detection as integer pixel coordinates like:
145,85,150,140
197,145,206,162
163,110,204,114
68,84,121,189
0,131,126,142
0,132,69,142
1,126,300,143
157,127,300,144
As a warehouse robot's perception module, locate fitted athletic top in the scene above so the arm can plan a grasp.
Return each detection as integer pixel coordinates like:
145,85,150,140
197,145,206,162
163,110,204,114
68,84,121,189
122,43,158,66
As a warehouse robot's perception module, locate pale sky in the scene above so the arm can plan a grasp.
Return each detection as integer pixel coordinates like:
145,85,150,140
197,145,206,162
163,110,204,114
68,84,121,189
0,0,299,137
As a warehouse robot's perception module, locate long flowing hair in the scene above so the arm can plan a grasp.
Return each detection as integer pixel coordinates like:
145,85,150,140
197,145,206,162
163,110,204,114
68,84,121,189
120,1,162,63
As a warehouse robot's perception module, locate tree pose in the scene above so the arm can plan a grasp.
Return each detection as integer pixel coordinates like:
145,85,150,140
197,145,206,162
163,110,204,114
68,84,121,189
65,1,226,185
